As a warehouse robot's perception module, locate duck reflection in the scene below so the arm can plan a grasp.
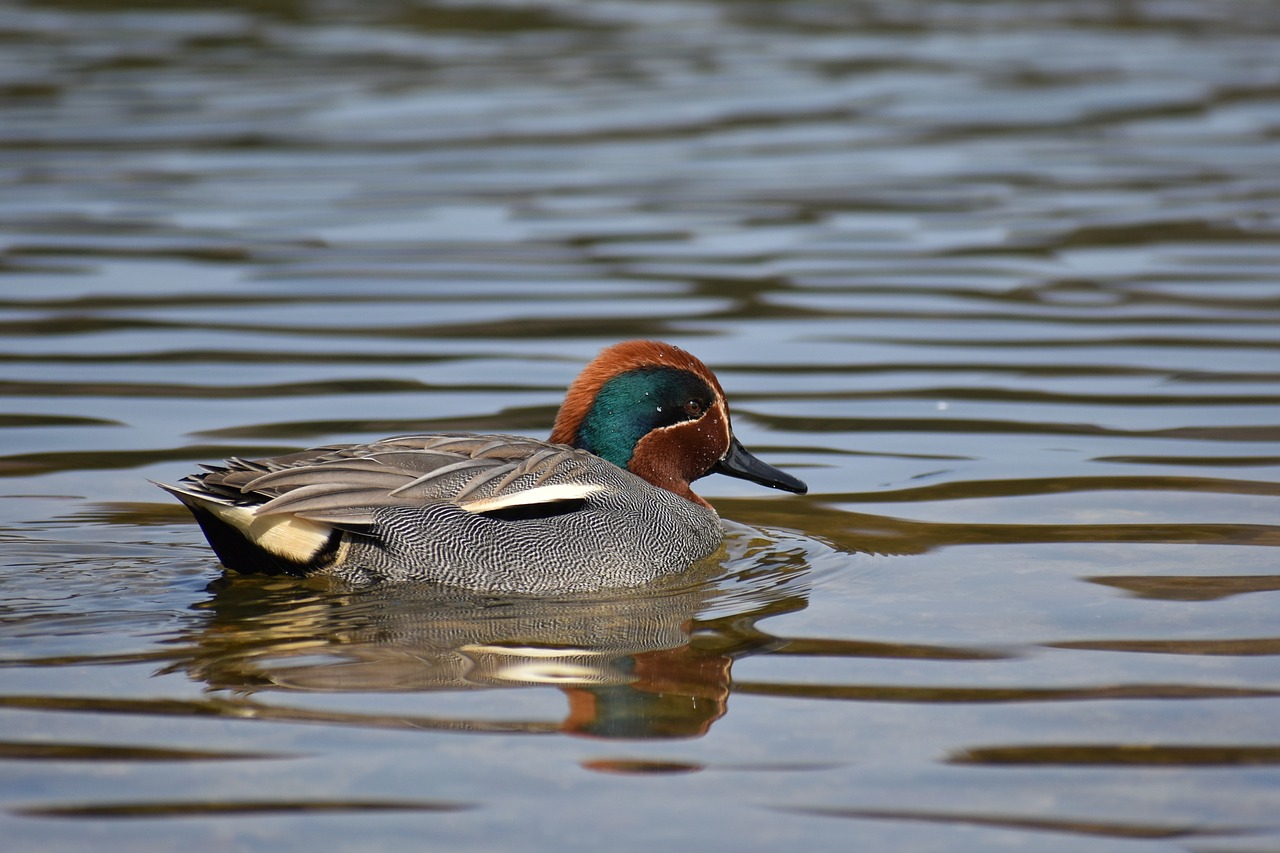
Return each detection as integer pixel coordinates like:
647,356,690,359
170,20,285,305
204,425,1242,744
173,526,814,739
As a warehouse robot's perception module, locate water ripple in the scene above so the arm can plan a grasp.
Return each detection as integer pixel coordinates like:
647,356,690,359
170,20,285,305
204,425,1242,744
1,0,1278,849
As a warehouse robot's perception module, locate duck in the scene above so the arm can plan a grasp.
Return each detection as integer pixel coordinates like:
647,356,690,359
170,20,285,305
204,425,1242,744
157,340,807,593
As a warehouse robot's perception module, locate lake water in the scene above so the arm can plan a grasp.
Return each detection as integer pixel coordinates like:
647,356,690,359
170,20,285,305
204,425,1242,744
2,0,1279,850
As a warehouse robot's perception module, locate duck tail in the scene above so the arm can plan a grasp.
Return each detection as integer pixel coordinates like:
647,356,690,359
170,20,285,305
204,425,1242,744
152,479,343,577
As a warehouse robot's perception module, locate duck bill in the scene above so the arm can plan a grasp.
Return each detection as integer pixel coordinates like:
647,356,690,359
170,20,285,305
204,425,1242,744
712,436,807,494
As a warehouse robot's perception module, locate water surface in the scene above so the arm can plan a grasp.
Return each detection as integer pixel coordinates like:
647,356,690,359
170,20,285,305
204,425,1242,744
2,0,1279,850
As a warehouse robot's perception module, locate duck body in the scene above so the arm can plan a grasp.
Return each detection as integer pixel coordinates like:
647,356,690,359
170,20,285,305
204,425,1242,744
159,340,806,592
165,433,721,592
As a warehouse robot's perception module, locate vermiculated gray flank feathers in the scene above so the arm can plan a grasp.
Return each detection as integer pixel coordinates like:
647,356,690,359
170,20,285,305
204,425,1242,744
157,433,723,592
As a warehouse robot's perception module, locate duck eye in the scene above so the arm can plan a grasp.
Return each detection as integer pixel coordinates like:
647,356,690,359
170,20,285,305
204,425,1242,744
683,399,704,417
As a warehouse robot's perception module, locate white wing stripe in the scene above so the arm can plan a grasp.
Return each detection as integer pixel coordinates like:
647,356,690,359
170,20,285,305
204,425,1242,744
459,483,603,514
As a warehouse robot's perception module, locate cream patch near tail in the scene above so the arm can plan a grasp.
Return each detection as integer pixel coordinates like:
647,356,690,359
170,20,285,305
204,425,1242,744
202,502,339,564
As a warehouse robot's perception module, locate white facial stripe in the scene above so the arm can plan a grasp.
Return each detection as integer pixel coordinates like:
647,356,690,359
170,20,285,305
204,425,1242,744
715,398,731,459
638,399,732,469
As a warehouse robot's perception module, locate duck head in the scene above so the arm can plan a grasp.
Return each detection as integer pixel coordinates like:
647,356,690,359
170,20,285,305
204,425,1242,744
550,340,807,508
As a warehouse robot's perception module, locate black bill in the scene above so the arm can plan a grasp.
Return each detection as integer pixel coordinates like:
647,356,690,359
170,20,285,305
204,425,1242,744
711,436,807,494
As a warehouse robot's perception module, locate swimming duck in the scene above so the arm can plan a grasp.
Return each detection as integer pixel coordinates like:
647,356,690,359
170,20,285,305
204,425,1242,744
157,340,806,592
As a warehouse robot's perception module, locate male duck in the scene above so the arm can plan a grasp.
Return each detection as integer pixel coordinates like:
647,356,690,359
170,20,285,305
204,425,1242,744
158,340,806,592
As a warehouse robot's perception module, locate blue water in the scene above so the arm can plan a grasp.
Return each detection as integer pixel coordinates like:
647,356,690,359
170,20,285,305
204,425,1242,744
2,0,1279,850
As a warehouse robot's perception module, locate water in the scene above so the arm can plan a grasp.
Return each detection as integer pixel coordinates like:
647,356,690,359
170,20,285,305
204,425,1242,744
2,0,1279,849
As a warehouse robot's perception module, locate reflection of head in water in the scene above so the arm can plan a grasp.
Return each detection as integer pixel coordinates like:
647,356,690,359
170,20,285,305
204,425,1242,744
173,525,818,739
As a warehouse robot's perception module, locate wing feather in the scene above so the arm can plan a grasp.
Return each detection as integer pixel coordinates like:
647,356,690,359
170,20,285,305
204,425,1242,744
168,433,602,527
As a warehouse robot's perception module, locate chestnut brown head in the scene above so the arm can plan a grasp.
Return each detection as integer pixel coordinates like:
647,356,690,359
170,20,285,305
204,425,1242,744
550,340,807,506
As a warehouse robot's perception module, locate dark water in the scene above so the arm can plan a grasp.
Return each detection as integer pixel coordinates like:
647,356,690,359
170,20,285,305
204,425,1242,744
2,0,1279,850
